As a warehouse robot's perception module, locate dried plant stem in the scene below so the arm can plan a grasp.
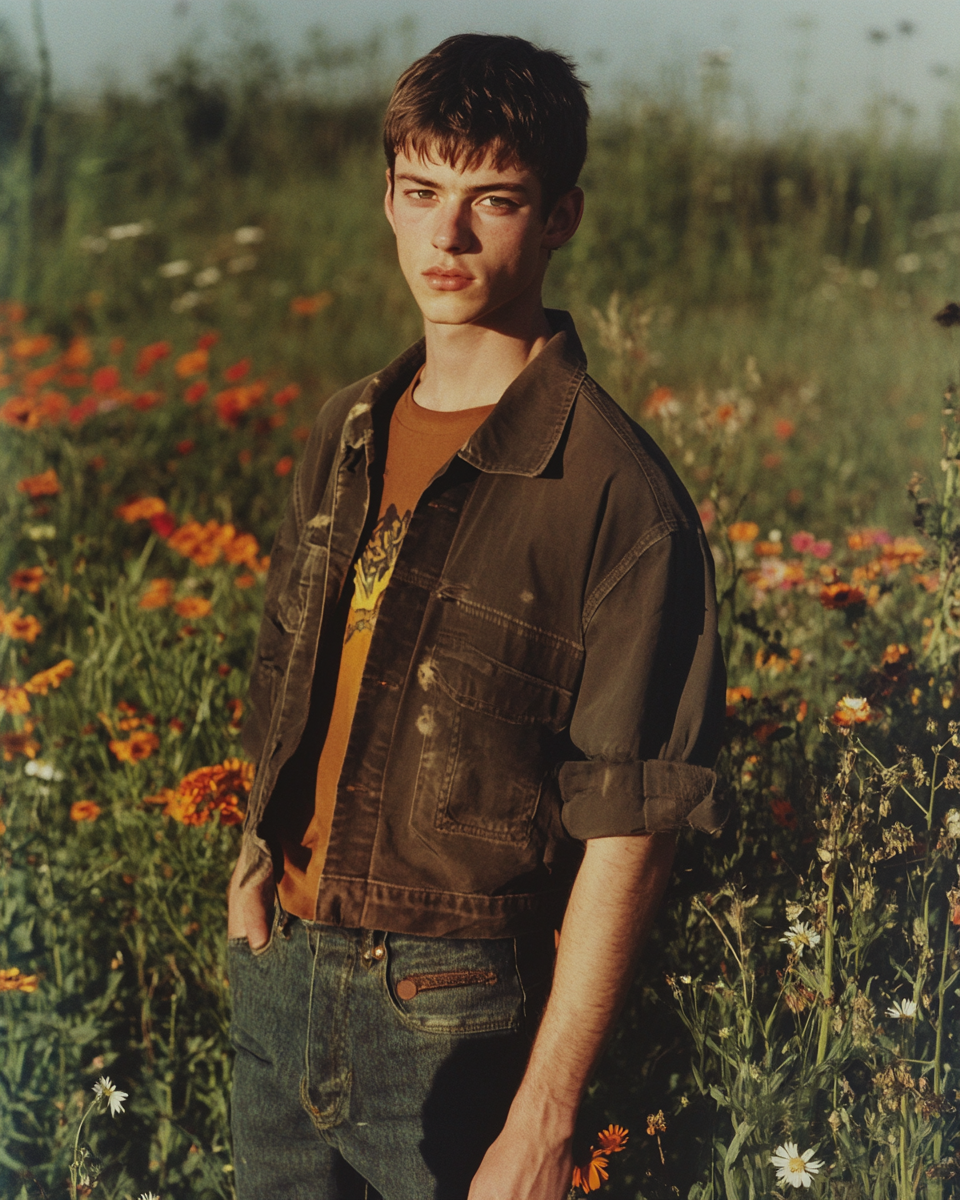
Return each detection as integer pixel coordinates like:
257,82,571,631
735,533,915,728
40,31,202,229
815,869,837,1066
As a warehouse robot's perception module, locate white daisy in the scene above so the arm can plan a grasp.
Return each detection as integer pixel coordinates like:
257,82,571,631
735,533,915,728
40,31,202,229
779,921,822,957
770,1142,825,1188
92,1075,128,1117
139,1193,160,1199
886,998,918,1020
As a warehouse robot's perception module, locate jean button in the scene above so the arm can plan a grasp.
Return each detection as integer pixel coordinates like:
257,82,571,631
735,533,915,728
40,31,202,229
371,944,385,961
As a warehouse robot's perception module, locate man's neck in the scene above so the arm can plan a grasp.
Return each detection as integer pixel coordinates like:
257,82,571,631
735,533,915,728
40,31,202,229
413,302,553,413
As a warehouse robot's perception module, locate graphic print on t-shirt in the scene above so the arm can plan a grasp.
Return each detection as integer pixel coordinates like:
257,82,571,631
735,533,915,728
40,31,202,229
345,502,411,643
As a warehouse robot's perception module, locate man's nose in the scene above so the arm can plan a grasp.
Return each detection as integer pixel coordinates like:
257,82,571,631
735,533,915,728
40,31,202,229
431,202,473,253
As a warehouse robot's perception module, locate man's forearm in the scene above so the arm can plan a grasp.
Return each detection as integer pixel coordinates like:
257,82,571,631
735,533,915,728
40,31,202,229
467,831,676,1199
514,831,676,1118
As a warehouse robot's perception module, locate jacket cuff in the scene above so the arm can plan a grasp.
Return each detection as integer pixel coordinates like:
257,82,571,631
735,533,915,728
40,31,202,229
558,758,725,838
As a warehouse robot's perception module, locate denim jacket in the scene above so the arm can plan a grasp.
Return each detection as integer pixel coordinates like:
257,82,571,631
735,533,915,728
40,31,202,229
239,311,726,938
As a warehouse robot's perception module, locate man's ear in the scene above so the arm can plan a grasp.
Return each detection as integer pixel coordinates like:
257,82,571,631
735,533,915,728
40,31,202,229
384,168,397,234
542,187,584,252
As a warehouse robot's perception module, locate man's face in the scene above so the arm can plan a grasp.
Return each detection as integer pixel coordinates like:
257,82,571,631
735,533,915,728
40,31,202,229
384,144,580,329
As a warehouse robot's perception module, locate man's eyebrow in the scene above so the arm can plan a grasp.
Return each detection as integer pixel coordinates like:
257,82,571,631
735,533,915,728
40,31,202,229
395,172,530,195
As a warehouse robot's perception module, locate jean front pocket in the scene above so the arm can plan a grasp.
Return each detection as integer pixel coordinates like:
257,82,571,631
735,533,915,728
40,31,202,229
383,932,524,1036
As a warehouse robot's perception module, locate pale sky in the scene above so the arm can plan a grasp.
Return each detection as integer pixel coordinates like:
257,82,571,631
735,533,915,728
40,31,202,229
2,0,958,130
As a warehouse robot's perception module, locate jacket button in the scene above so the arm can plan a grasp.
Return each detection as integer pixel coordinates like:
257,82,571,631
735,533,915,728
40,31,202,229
396,978,417,1000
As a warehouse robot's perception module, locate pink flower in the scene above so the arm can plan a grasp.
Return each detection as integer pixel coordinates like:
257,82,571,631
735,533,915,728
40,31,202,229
790,531,815,553
810,540,833,560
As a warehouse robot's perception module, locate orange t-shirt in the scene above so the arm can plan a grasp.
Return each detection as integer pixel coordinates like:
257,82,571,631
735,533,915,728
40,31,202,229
277,372,495,917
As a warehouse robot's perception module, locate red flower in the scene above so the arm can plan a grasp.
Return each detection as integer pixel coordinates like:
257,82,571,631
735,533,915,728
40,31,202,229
275,455,294,477
272,383,301,407
196,331,220,350
224,358,251,382
150,513,177,538
183,380,209,405
135,341,172,376
91,365,121,394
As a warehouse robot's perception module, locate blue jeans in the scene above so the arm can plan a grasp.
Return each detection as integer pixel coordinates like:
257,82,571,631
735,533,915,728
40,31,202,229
228,909,554,1199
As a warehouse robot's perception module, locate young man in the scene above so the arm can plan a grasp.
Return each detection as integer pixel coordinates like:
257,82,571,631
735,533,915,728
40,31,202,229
227,33,725,1200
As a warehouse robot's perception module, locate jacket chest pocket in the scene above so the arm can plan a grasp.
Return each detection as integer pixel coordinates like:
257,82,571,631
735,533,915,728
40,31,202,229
413,638,572,846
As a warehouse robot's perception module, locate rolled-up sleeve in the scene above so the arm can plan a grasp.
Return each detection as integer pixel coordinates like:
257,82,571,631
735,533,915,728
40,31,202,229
558,526,727,838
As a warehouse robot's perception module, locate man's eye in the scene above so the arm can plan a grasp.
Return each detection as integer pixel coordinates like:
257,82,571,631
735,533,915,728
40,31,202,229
409,190,435,200
482,196,515,209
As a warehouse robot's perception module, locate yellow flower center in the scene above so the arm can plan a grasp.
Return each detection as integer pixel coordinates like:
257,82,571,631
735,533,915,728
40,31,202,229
789,1156,805,1174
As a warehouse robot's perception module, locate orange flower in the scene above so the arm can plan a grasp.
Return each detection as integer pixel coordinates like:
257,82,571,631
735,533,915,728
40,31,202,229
174,596,212,618
770,796,797,829
70,800,101,822
881,643,911,666
755,646,801,674
755,540,782,557
115,496,167,522
17,469,60,498
773,417,795,440
167,519,236,567
0,967,39,993
91,365,121,394
133,390,163,412
165,758,254,826
175,348,209,378
796,700,808,722
62,337,93,369
109,730,160,763
0,606,42,643
596,1125,629,1154
725,685,752,717
24,659,74,695
139,578,175,610
1,723,40,760
643,386,679,419
727,521,759,543
234,573,256,589
275,455,294,477
290,292,333,316
143,787,176,808
1,396,42,429
831,695,872,727
228,697,244,727
572,1151,609,1194
10,335,53,359
214,381,266,425
223,531,260,568
9,567,45,593
135,341,172,376
820,581,866,610
0,684,31,715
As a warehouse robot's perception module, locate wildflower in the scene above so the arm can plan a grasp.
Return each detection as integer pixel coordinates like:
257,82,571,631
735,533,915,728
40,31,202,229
24,659,74,695
886,998,918,1020
197,331,220,349
165,758,254,826
215,381,266,425
290,292,333,316
831,695,872,727
223,532,260,568
272,383,301,407
773,417,795,440
820,581,866,610
150,513,177,538
115,496,167,523
717,1026,732,1039
10,334,53,359
173,597,212,619
158,259,191,278
275,455,294,477
195,266,221,288
138,579,175,610
139,1193,160,1200
109,731,160,764
183,380,209,404
228,698,244,727
770,797,798,829
727,521,759,543
0,966,39,993
945,809,960,839
769,1142,824,1189
1,723,40,760
91,365,121,393
70,801,101,822
92,1076,128,1117
175,348,209,378
790,530,816,553
725,685,752,717
571,1150,609,1194
780,921,821,956
597,1124,629,1153
224,358,251,382
643,386,680,419
17,469,60,498
0,606,42,642
235,573,256,589
10,566,45,593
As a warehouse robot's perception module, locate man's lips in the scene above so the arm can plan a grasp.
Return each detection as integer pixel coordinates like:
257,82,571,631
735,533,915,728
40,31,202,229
422,268,475,292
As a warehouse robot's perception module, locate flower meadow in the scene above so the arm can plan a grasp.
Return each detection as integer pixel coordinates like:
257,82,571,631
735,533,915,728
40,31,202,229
2,286,960,1200
4,19,960,1196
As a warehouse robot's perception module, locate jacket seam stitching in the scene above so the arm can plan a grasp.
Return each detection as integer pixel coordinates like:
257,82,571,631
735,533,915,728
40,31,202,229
582,520,682,629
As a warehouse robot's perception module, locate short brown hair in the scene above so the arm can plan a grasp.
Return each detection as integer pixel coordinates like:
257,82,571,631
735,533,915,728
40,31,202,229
383,34,589,218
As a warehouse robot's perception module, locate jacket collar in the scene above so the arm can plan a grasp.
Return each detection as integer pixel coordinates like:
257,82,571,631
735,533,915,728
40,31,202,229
343,309,587,478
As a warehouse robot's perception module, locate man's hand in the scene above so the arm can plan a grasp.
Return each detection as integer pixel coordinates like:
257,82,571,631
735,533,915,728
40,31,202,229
227,853,274,949
467,1093,574,1200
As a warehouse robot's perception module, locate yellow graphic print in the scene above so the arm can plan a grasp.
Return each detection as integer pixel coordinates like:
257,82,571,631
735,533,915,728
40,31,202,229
344,503,411,643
